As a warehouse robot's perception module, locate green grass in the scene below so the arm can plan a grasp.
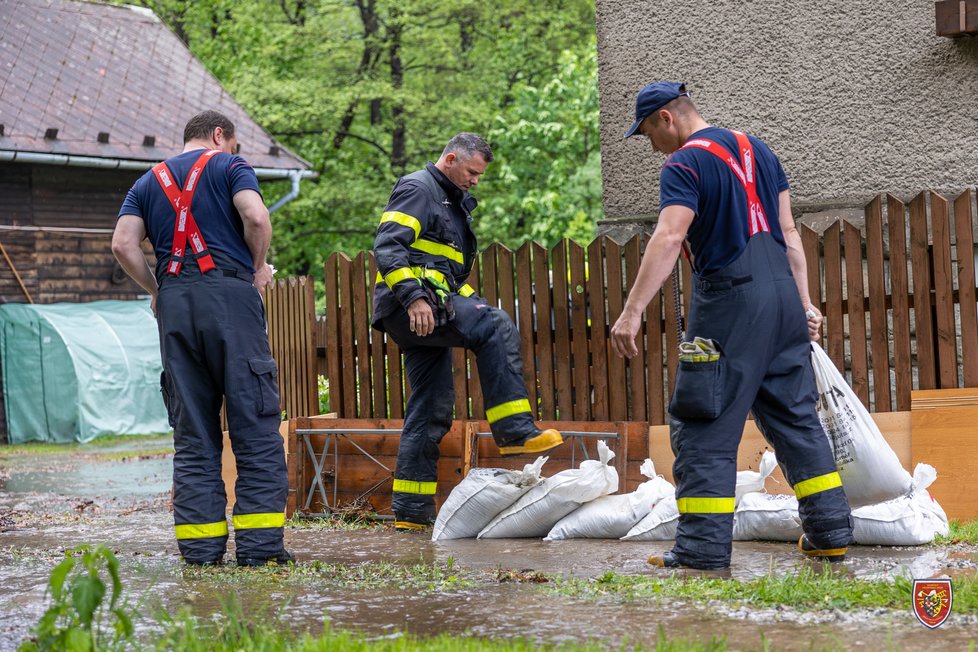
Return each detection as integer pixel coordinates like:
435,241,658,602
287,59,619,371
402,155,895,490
180,556,479,592
549,566,978,614
938,519,978,544
0,434,171,457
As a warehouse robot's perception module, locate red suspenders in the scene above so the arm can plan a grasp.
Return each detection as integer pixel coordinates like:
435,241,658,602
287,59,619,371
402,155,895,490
151,149,220,276
680,131,771,236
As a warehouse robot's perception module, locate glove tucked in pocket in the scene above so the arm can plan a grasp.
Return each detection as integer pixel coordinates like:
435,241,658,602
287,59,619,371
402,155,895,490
669,337,724,419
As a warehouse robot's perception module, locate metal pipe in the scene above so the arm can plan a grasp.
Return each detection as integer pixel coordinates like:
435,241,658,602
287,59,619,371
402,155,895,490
0,149,315,182
268,169,304,213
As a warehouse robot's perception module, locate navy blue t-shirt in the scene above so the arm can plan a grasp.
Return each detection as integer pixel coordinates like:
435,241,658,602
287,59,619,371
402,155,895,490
660,127,789,275
118,149,262,276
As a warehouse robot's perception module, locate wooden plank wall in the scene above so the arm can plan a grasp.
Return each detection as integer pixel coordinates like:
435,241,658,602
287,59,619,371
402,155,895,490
306,190,978,424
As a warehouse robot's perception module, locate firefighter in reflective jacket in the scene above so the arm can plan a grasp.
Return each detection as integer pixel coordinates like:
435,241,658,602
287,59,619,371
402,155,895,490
372,133,563,530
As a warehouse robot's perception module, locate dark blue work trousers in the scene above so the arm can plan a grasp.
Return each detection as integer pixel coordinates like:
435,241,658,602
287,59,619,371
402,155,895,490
157,271,287,564
382,294,537,521
669,234,853,568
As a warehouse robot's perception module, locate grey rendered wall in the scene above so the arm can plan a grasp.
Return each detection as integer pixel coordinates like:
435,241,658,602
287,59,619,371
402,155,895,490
596,0,978,224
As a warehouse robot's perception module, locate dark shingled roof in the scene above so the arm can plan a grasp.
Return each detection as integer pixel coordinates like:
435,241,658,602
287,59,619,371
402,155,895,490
0,0,310,172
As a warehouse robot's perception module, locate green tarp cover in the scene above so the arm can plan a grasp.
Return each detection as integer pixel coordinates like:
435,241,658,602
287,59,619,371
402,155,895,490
0,300,170,444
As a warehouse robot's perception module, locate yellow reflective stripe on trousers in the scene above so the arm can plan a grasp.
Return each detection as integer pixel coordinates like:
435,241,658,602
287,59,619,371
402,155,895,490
793,471,843,500
174,520,229,540
232,512,286,530
392,479,437,495
459,284,475,297
486,398,532,424
380,211,422,239
411,239,464,264
676,497,735,514
383,267,418,289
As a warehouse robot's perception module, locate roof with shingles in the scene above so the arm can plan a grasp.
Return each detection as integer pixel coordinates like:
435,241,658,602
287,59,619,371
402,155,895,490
0,0,309,171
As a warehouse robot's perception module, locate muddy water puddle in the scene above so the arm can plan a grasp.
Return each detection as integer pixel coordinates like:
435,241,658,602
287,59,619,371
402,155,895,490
1,439,976,650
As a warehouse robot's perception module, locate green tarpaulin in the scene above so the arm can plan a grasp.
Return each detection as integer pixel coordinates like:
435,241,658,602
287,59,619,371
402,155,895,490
0,300,170,444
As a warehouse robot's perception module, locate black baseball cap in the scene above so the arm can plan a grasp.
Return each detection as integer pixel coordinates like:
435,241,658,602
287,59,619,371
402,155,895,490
624,81,689,138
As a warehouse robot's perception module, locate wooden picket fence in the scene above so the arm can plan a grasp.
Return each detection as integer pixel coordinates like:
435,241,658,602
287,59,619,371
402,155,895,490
265,276,318,419
271,189,978,425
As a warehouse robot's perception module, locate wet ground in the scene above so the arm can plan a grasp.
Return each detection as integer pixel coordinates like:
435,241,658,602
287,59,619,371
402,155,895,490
1,436,976,651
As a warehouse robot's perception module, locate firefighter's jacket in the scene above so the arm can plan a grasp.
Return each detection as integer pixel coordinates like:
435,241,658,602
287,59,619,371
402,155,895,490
372,162,479,329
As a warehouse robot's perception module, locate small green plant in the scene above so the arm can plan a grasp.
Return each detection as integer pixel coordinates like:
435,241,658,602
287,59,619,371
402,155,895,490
317,375,331,414
19,544,134,652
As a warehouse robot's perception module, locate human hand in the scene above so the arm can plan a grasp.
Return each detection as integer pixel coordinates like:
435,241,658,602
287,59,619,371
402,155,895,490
804,305,823,342
407,298,435,336
610,308,642,358
253,263,274,295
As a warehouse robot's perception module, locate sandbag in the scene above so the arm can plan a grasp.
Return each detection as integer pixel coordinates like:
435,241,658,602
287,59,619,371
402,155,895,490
852,463,949,546
545,460,673,540
810,343,912,507
621,490,679,541
735,450,778,505
733,492,803,541
431,457,547,541
478,440,618,539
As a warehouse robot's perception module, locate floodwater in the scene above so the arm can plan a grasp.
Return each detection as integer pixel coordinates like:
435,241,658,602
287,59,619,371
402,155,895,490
1,437,975,651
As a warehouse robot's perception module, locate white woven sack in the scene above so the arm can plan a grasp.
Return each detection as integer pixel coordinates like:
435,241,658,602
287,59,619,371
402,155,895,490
621,491,679,541
478,440,618,539
735,450,778,506
733,493,803,541
810,343,912,507
545,459,673,540
431,457,547,541
852,463,949,546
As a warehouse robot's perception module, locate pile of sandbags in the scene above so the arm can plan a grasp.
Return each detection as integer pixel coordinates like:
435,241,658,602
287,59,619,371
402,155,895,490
479,440,619,538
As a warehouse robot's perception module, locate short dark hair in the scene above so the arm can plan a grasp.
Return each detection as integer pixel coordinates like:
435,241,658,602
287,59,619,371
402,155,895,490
442,132,493,163
649,96,696,126
183,110,235,143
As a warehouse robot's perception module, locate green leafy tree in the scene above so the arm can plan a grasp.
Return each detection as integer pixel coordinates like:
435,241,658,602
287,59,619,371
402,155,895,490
116,0,602,274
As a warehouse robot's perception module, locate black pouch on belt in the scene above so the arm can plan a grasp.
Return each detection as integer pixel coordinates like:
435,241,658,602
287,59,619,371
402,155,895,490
669,336,724,419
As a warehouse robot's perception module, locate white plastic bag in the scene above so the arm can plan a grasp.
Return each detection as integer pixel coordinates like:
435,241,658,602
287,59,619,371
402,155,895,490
620,491,678,541
852,463,950,546
733,493,803,541
810,343,912,507
478,440,619,539
432,457,547,541
735,450,778,505
545,459,673,540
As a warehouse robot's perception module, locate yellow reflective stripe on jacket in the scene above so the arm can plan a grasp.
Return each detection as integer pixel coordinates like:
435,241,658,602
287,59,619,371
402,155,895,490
392,479,437,495
676,497,735,514
232,512,286,530
459,284,475,297
793,471,843,500
174,520,229,540
411,239,464,264
383,267,419,289
380,211,422,240
486,398,533,424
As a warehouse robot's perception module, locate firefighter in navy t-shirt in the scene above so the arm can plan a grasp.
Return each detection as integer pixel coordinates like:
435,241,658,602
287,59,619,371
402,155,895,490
113,110,292,567
611,82,853,570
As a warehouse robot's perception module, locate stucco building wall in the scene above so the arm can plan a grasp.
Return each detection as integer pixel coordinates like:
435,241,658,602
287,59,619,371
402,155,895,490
596,0,978,225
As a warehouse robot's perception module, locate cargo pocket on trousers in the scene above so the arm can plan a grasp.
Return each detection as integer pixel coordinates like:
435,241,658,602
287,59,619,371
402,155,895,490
668,338,724,419
160,371,175,427
248,358,281,417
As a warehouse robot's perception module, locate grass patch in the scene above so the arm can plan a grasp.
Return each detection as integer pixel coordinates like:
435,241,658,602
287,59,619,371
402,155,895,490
286,511,386,531
0,434,172,457
181,557,479,592
550,566,978,615
938,519,978,545
92,447,175,462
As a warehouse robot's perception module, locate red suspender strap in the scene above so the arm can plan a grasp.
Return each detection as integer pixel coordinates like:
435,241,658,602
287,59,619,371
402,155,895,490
680,131,771,235
151,149,220,276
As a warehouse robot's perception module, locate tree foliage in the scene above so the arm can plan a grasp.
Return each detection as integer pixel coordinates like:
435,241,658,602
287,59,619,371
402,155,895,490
119,0,602,274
